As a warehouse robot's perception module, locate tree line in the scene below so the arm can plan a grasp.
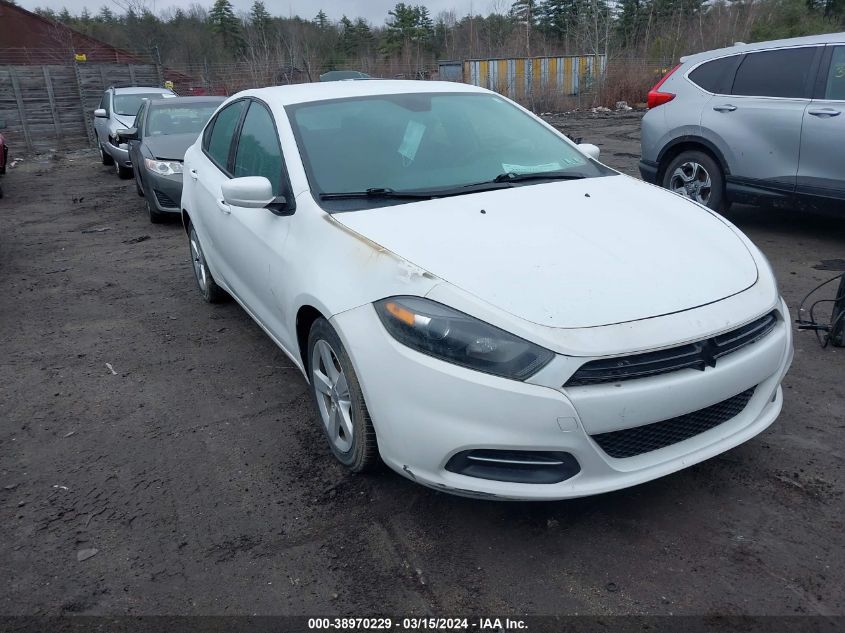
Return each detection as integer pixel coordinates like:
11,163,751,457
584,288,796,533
32,0,845,99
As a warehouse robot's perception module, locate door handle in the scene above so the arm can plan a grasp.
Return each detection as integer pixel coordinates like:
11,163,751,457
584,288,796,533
712,104,737,112
807,108,841,117
217,200,231,215
189,168,198,179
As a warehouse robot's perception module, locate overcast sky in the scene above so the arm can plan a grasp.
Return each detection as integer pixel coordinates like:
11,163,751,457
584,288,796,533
16,0,503,25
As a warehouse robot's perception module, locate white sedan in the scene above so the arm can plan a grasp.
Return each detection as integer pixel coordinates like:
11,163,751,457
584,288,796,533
181,80,792,500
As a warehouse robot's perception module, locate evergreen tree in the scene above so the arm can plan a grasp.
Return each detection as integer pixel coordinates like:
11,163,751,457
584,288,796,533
208,0,242,53
314,9,329,30
98,5,114,23
249,1,271,31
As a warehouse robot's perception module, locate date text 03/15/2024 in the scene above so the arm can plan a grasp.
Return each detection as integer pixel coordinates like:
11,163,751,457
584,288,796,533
307,617,527,630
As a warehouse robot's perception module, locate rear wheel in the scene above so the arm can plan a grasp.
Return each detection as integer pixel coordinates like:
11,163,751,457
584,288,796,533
188,224,228,303
662,150,725,211
307,318,379,472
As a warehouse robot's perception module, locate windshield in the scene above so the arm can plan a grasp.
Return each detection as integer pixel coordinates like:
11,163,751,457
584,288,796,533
287,92,611,207
114,93,171,116
146,103,219,136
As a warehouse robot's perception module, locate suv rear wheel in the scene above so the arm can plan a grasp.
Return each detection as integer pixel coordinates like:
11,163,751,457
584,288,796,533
662,150,725,211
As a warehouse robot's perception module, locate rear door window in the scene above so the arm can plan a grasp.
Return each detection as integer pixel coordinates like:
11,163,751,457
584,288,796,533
688,55,742,94
824,46,845,100
731,47,817,98
233,101,284,196
204,100,247,173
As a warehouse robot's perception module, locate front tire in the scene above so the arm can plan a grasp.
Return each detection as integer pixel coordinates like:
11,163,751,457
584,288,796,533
188,224,228,303
115,159,132,179
100,144,115,166
147,199,166,224
662,150,725,211
307,318,379,472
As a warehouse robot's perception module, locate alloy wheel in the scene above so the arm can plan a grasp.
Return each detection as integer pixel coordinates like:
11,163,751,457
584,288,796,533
311,339,354,453
669,161,712,205
189,228,209,294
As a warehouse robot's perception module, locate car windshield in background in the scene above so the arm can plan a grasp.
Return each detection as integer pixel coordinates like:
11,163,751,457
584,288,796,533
146,104,220,136
114,93,171,115
287,92,612,208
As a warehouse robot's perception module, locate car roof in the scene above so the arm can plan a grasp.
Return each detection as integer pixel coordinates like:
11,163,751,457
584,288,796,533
230,80,488,107
681,31,845,64
145,96,225,106
112,86,174,94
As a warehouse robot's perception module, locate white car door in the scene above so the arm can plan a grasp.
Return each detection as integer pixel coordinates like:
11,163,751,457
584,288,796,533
220,99,295,348
190,99,249,288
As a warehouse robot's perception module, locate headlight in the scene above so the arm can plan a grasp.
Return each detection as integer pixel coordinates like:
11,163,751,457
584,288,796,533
144,158,183,175
374,296,554,380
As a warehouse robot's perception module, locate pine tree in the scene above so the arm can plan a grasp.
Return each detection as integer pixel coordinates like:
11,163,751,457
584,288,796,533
249,1,271,31
209,0,243,53
98,6,114,23
509,0,537,55
314,9,329,30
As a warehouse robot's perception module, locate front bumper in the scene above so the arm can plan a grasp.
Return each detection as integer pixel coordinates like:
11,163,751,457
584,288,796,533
143,170,183,214
331,299,793,501
106,142,131,168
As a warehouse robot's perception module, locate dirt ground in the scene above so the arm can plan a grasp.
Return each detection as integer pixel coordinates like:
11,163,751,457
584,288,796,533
1,112,843,618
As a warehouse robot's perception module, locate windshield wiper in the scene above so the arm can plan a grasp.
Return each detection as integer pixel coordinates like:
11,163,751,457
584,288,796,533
490,170,589,184
320,187,435,201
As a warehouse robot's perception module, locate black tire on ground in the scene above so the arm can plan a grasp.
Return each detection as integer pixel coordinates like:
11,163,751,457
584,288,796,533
115,160,132,179
661,149,726,212
188,224,228,304
146,199,166,224
99,145,114,166
830,274,845,348
307,317,380,472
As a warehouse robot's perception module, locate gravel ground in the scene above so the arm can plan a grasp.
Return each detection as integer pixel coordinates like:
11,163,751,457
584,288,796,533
0,112,843,618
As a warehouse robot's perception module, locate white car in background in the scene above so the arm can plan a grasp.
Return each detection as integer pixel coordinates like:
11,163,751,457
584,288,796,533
180,80,792,500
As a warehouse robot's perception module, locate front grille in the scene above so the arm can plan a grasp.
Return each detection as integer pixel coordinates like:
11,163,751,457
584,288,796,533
591,387,756,458
565,311,778,387
154,189,178,209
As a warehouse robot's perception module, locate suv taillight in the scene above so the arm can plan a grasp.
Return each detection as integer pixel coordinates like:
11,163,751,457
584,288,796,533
647,63,681,109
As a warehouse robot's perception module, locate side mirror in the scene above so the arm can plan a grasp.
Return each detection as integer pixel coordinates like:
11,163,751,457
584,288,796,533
221,177,276,208
578,143,601,160
117,127,138,141
94,108,108,118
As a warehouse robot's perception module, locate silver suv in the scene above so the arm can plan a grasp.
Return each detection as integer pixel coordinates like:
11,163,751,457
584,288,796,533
640,33,845,212
94,86,175,178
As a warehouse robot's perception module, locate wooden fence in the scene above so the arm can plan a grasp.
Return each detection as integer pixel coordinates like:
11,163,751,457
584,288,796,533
0,62,163,153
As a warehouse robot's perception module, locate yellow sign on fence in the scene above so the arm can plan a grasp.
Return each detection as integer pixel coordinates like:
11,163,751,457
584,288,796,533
74,53,87,62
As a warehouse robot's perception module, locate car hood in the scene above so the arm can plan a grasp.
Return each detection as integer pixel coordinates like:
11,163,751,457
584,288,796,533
332,176,760,329
111,114,135,129
143,134,197,161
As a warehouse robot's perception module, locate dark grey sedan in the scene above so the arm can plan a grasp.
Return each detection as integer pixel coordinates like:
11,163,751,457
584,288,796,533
120,96,224,223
